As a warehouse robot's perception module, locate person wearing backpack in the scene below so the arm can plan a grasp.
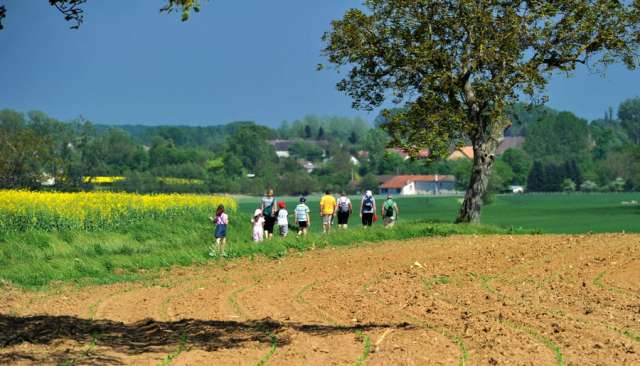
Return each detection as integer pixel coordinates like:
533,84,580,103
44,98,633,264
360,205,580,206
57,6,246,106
261,189,277,239
360,190,376,228
336,192,352,229
381,194,399,228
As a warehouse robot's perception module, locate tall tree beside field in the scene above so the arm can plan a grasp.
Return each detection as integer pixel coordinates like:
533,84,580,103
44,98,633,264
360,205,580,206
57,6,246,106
618,97,640,145
322,0,640,223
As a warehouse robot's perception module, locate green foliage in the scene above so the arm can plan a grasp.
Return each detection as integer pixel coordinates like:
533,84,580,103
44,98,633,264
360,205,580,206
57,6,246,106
323,0,640,222
0,1,208,30
289,140,324,161
527,160,583,192
524,112,590,165
277,172,318,196
501,149,532,186
561,179,576,193
278,115,370,142
589,118,629,160
359,174,380,193
619,97,640,145
580,180,598,192
225,124,278,177
0,110,57,189
506,103,557,137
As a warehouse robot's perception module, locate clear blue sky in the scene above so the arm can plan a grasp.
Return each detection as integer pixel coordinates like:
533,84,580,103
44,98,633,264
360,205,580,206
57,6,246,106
1,0,638,126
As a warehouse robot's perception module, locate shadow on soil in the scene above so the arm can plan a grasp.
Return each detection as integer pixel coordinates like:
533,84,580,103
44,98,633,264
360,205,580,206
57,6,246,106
0,314,410,364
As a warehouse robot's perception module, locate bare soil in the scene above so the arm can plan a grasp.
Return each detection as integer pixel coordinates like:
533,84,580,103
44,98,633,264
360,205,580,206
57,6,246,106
1,234,640,365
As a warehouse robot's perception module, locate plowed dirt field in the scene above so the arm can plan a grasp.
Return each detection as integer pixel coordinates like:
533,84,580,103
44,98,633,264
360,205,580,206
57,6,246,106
2,234,640,365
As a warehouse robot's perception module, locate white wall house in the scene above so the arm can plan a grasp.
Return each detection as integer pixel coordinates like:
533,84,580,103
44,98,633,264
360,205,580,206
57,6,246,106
380,175,457,196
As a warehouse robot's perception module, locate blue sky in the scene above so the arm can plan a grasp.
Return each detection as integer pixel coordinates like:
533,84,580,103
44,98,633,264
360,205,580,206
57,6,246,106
1,0,638,126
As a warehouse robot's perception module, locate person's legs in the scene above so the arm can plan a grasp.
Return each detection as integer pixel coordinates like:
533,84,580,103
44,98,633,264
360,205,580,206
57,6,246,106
265,216,275,239
220,237,227,254
362,213,373,227
323,215,332,233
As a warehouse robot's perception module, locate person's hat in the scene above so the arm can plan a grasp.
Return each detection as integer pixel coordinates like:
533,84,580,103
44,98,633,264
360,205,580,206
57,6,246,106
299,197,306,203
254,209,262,216
365,190,373,197
278,200,286,209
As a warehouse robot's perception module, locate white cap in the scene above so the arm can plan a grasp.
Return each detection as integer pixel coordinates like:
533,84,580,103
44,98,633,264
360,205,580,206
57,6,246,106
365,190,373,197
254,209,262,216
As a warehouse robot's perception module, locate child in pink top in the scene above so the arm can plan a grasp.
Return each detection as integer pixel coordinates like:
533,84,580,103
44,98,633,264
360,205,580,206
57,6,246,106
209,204,229,256
251,209,265,242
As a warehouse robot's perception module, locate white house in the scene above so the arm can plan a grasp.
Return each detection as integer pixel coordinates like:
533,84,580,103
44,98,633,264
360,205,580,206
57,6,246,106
379,175,456,195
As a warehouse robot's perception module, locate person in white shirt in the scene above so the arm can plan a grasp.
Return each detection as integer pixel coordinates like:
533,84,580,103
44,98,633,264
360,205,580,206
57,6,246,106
336,192,352,229
276,201,289,237
295,197,311,236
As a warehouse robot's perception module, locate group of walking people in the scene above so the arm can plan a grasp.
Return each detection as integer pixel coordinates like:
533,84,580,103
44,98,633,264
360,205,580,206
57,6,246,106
208,189,399,255
252,189,399,242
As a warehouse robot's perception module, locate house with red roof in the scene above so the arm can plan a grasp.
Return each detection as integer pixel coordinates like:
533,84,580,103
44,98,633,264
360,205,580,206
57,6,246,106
379,175,456,195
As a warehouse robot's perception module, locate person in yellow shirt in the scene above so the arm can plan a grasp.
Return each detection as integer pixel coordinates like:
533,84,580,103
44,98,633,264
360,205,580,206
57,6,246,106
319,190,337,234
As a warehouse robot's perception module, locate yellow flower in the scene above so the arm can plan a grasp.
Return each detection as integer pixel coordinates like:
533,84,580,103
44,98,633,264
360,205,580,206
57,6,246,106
0,190,236,232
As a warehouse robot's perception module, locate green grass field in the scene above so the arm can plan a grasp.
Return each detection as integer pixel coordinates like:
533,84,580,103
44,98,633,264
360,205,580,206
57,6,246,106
1,192,638,289
237,192,640,234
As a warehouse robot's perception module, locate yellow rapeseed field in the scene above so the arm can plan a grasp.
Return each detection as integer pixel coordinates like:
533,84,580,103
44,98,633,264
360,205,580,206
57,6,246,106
0,190,236,232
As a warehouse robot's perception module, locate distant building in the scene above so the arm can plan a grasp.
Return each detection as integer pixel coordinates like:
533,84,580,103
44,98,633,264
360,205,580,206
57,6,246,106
298,160,315,173
268,140,295,158
268,139,329,159
380,175,456,195
508,185,525,194
446,137,525,161
386,147,430,160
447,146,474,161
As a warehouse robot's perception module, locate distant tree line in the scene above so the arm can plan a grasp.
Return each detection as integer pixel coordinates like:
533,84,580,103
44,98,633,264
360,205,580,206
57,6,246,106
1,97,639,195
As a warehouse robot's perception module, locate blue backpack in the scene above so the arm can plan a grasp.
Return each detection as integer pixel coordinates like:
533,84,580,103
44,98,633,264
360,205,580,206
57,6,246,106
363,196,373,211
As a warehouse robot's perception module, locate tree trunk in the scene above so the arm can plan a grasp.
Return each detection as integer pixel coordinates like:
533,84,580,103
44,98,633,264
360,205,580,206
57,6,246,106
456,137,499,224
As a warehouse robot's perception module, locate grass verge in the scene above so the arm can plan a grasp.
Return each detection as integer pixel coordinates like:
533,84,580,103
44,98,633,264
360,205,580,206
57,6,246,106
0,212,533,289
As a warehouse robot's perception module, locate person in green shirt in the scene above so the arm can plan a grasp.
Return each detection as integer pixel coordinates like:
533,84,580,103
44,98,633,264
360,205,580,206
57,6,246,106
381,194,399,228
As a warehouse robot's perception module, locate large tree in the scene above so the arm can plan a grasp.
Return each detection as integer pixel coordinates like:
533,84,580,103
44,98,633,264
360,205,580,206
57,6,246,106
0,0,204,30
323,0,640,223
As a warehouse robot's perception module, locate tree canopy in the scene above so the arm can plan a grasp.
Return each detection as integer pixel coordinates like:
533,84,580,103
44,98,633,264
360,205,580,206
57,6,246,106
323,0,640,222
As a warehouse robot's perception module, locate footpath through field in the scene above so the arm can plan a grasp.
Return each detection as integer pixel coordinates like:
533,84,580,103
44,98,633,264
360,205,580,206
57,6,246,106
1,234,640,365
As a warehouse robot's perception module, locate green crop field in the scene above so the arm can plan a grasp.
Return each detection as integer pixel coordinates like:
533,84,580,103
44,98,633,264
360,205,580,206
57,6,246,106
237,192,640,234
2,192,637,289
